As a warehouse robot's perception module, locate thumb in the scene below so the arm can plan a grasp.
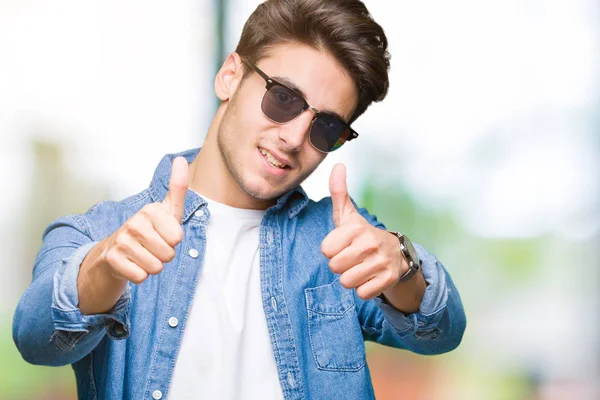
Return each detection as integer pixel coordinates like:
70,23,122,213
163,156,189,223
329,163,356,227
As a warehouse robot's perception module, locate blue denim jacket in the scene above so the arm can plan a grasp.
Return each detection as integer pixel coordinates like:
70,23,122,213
13,148,466,400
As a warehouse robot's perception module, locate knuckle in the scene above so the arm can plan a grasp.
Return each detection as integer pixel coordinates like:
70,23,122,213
375,254,388,269
384,271,396,287
141,203,164,223
129,271,147,285
174,226,184,243
125,217,142,234
358,235,375,252
147,260,164,275
158,247,176,263
141,202,159,215
339,274,352,289
165,247,177,262
167,227,184,247
349,224,363,238
366,236,380,252
328,259,340,274
170,182,187,192
113,231,128,248
124,265,147,284
356,287,369,300
139,204,152,217
104,248,119,267
320,243,329,257
321,240,334,259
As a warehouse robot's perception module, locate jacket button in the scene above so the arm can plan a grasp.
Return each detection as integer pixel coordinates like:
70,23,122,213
168,317,179,328
188,248,199,258
287,372,295,388
152,390,162,399
271,297,278,311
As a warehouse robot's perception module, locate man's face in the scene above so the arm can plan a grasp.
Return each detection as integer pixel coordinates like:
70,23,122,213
216,42,359,203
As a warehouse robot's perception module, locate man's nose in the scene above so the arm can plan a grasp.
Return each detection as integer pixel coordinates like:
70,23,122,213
277,110,315,152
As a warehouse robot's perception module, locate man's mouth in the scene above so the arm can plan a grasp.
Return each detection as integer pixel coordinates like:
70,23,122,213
259,147,290,169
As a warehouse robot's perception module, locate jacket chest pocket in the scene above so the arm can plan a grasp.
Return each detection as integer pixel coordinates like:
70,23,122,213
304,280,366,372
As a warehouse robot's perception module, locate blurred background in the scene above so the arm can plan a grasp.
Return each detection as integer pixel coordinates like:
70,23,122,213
0,0,598,399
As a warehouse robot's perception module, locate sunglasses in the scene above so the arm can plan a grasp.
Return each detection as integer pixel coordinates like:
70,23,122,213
243,60,359,153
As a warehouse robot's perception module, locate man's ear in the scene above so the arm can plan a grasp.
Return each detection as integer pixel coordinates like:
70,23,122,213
214,52,245,101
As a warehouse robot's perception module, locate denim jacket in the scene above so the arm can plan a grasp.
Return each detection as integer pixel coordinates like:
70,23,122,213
13,148,466,400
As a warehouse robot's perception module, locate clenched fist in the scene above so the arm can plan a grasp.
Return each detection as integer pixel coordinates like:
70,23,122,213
321,163,409,301
78,156,189,315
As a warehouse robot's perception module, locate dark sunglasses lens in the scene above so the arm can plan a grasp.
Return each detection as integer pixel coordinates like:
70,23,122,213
310,113,350,152
262,85,305,123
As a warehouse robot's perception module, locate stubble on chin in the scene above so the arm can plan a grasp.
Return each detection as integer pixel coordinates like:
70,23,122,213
217,129,312,202
215,95,322,202
215,111,279,201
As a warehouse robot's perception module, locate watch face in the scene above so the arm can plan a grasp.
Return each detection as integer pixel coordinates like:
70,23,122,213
401,236,419,267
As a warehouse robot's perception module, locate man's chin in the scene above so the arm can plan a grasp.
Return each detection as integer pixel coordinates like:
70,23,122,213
240,180,290,202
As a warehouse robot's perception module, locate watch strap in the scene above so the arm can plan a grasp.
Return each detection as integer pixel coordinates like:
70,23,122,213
388,230,420,283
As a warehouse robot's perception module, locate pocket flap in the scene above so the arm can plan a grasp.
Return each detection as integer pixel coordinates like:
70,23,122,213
305,280,354,315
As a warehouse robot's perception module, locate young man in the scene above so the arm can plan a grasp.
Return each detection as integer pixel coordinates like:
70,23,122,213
13,0,466,399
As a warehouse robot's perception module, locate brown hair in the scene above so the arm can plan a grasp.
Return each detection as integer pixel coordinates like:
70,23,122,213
235,0,390,124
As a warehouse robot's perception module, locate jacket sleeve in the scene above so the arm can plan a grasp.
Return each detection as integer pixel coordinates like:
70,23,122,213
12,212,131,366
354,203,467,355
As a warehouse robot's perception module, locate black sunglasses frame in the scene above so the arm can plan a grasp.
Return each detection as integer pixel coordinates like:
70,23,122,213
242,60,359,153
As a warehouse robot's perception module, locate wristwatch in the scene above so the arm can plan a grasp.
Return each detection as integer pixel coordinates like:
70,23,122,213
387,231,421,283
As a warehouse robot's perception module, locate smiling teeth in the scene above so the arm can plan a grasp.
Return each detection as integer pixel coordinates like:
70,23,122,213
260,148,286,168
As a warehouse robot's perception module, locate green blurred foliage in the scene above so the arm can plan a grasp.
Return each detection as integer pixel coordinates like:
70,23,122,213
360,176,542,282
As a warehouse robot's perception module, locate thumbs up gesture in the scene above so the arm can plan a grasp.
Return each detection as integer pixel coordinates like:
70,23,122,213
321,164,410,301
101,156,189,284
162,156,189,223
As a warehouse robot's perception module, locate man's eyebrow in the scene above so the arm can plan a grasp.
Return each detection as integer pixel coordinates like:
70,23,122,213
272,75,349,123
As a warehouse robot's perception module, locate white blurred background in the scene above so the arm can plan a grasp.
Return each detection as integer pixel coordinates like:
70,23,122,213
0,1,598,399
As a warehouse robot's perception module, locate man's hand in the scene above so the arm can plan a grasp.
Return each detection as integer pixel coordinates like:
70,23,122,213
78,156,189,314
321,164,425,311
101,156,189,284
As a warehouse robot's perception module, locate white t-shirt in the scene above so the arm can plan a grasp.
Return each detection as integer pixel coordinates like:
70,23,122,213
168,196,284,400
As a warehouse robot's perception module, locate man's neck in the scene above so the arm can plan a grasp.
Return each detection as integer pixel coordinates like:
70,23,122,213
188,127,275,211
